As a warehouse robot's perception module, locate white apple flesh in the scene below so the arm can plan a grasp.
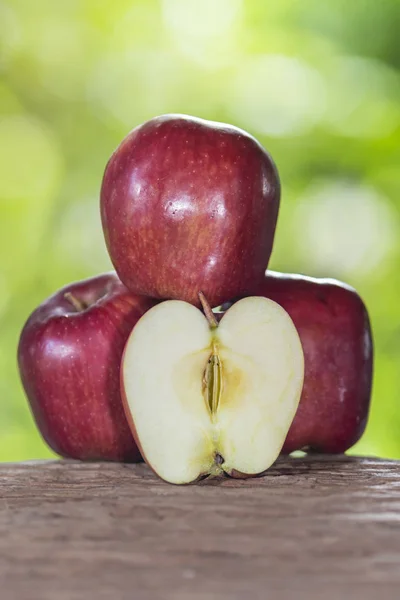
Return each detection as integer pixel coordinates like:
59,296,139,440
122,296,304,484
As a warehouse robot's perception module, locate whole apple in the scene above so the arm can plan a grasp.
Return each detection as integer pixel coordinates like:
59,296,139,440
262,272,373,453
17,272,157,461
221,271,373,453
100,114,280,308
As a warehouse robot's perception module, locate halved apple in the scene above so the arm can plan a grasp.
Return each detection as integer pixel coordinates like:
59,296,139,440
121,295,304,484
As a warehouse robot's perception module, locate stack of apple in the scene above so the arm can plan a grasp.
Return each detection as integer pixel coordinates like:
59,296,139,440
18,115,373,484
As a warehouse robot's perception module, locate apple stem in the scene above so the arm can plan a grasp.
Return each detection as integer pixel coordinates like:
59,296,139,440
64,292,87,312
199,292,218,329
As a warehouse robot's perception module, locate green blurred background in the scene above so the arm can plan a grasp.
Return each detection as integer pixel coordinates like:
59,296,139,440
1,0,399,461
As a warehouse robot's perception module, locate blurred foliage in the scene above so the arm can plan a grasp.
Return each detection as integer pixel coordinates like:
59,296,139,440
1,0,400,461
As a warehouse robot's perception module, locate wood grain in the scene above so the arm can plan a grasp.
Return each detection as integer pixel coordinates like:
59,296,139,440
0,456,399,600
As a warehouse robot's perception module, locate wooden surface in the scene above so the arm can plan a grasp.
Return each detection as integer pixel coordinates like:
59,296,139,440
0,456,399,600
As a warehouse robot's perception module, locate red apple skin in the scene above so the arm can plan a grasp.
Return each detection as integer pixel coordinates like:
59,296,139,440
17,273,157,462
100,114,280,308
258,272,373,454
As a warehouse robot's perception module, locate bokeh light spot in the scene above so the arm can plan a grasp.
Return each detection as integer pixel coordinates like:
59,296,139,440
0,115,62,202
161,0,242,39
292,180,397,279
54,197,113,273
323,56,400,139
161,0,243,68
89,50,185,126
0,2,22,67
228,55,326,136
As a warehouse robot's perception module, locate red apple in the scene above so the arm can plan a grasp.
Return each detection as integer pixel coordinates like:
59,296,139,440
17,272,157,461
258,272,373,453
100,114,280,308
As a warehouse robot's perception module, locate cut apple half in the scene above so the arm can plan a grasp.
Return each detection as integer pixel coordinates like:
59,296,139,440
121,295,304,484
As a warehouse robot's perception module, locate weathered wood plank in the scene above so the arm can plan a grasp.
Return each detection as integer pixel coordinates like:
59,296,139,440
0,456,399,600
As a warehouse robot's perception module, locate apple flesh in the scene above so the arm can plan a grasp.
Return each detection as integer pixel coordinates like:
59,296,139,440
254,271,373,453
121,295,304,484
100,114,280,308
17,272,157,461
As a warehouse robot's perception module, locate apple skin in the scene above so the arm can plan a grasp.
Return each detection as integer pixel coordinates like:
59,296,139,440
221,271,373,454
100,114,280,308
17,272,157,461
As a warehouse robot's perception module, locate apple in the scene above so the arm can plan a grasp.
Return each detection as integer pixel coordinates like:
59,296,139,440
17,272,157,461
121,293,304,484
100,114,280,308
228,271,373,454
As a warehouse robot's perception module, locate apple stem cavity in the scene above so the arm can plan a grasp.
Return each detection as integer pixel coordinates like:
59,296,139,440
198,291,218,329
64,292,88,312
